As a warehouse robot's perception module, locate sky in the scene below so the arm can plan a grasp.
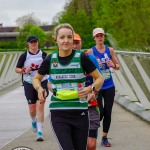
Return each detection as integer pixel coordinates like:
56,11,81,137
0,0,67,27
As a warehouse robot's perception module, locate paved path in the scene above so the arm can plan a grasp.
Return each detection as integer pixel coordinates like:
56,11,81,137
0,86,150,150
0,86,50,149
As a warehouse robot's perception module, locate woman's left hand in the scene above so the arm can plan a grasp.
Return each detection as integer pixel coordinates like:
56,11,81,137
87,93,96,102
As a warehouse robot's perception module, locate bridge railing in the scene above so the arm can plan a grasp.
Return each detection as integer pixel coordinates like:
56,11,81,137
0,52,22,91
0,51,150,110
113,51,150,110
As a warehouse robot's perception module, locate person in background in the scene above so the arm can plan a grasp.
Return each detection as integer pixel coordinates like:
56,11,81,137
32,23,104,150
72,33,82,50
73,33,103,150
87,28,120,147
15,35,49,141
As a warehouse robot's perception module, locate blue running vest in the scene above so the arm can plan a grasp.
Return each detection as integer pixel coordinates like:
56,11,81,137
92,45,114,89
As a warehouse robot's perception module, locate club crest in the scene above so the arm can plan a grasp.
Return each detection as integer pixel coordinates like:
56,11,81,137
53,61,58,67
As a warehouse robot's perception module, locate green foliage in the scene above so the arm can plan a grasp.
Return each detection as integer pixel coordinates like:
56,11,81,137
52,0,150,52
46,32,56,48
1,0,149,52
0,41,18,49
57,0,95,48
30,26,47,47
17,24,47,48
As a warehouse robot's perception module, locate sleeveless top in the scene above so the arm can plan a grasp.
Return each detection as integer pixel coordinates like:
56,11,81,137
92,45,114,89
49,50,88,110
23,50,47,84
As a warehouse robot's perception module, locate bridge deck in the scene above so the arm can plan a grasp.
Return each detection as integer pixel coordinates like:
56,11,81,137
0,86,150,150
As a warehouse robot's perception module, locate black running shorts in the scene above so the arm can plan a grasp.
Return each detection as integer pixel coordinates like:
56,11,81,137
23,80,49,104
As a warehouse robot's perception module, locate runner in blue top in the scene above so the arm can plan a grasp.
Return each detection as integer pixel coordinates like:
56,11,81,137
73,33,103,150
87,28,120,147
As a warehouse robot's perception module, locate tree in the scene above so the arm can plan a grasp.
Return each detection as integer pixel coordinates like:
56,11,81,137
17,24,47,48
16,13,42,28
52,0,150,51
92,0,150,51
53,0,94,48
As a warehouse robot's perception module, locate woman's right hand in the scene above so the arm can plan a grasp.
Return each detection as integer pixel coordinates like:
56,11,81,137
25,67,32,74
37,87,47,103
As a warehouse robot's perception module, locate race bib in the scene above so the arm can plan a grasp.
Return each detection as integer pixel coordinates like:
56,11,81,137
25,75,32,84
102,69,111,80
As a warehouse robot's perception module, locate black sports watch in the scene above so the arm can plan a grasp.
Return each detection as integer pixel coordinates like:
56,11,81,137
91,85,95,92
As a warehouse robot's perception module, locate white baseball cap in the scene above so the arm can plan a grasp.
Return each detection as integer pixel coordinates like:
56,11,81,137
93,28,105,37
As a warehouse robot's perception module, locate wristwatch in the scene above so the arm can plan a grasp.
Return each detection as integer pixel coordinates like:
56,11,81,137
91,85,95,92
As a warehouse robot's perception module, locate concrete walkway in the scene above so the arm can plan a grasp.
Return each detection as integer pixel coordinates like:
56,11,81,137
0,86,150,150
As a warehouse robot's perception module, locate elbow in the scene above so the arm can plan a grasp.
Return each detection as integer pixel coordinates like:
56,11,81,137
117,64,121,70
15,68,20,74
99,75,104,89
96,75,104,91
101,76,104,85
114,64,120,70
117,67,120,70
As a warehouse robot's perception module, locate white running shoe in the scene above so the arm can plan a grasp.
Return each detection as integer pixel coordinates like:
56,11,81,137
36,132,44,141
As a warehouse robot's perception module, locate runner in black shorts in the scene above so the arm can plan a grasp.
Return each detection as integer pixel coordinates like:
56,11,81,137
23,80,48,104
16,35,49,141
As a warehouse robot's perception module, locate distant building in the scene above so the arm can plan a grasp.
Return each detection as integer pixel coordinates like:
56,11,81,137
0,25,20,41
0,25,54,41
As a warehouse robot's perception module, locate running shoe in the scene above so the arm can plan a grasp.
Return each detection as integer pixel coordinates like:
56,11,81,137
101,136,111,147
36,132,44,141
32,121,37,133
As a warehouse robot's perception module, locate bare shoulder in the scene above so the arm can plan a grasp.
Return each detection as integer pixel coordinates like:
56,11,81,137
109,47,114,52
108,47,115,55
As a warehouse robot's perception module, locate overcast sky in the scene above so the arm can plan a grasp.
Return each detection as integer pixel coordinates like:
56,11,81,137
0,0,67,27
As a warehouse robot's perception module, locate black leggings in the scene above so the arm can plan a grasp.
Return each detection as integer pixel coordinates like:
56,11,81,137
97,86,115,133
50,110,89,150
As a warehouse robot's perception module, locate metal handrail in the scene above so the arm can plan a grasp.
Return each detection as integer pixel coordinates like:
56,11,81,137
113,51,150,109
115,50,150,56
0,52,22,91
0,51,150,110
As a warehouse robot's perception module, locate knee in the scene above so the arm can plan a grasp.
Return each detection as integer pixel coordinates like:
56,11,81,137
87,144,96,150
36,101,45,110
87,139,96,150
29,104,36,115
29,109,36,115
